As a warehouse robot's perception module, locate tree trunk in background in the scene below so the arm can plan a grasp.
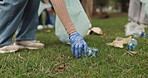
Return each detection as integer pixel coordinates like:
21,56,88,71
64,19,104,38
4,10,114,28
85,0,93,20
80,0,93,20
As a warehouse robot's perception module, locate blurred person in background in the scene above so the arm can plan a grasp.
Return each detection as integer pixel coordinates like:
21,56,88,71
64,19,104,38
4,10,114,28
125,0,148,36
127,0,148,26
38,0,55,30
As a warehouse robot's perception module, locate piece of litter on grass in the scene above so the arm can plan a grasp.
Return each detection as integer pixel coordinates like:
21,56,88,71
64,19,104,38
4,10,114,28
103,33,106,36
125,22,145,36
125,51,133,56
87,27,103,35
130,51,138,54
106,36,132,48
125,51,138,56
46,30,51,32
18,53,25,60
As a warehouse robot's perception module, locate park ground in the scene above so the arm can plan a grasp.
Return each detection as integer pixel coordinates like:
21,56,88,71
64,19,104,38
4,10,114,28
0,14,147,78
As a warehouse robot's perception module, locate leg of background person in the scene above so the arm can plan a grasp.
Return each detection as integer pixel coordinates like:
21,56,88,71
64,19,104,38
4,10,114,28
45,10,50,25
139,3,148,24
15,0,40,41
37,12,45,30
0,0,28,47
38,14,43,25
48,14,55,25
50,0,76,35
128,0,141,22
45,10,54,28
37,13,44,30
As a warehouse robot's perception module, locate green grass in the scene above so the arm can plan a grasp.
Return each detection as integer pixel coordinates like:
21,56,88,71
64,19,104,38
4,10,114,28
0,15,148,78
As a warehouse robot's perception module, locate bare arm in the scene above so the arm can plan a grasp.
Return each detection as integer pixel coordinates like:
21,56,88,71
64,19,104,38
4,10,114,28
50,0,76,35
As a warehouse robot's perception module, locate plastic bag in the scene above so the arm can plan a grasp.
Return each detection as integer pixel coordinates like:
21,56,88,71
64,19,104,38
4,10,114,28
125,22,145,36
55,0,90,44
141,0,148,15
38,1,52,16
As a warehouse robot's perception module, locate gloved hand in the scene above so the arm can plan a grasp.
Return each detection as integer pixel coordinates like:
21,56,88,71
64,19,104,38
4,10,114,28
69,32,88,58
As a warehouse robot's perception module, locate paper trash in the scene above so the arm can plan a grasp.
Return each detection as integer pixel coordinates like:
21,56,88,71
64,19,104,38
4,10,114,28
87,27,103,35
107,36,132,48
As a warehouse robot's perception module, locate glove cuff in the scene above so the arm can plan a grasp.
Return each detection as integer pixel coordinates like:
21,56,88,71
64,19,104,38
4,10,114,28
69,32,79,39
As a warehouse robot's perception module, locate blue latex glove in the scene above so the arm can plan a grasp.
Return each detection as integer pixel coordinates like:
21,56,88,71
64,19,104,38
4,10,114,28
69,32,88,58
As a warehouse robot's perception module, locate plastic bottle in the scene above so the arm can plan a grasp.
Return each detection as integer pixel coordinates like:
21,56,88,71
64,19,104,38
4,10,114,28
141,32,148,37
127,39,138,51
133,32,148,37
85,47,99,57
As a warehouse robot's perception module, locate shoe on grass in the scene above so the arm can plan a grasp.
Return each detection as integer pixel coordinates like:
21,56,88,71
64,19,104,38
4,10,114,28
47,24,54,29
0,45,20,53
14,40,45,50
38,25,44,30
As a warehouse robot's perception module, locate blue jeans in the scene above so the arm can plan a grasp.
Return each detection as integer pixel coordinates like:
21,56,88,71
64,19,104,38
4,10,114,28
0,0,40,47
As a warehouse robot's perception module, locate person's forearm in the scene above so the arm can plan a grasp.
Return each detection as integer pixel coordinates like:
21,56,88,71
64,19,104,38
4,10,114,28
50,0,76,35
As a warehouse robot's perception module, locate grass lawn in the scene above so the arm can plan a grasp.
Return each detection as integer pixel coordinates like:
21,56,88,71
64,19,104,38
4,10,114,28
0,15,147,78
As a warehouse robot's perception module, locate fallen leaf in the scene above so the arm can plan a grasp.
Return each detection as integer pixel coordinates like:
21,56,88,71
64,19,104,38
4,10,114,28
56,63,68,72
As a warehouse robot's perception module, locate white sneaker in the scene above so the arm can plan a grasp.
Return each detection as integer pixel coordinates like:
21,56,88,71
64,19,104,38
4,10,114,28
38,25,44,30
0,45,20,53
14,40,45,49
46,24,54,29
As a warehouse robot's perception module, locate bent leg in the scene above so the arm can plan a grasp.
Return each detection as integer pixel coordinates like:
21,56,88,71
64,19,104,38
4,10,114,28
15,0,40,41
0,0,28,47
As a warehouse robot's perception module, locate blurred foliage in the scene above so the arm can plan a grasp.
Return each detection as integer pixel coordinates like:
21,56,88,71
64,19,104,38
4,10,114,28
94,0,109,7
94,0,129,12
